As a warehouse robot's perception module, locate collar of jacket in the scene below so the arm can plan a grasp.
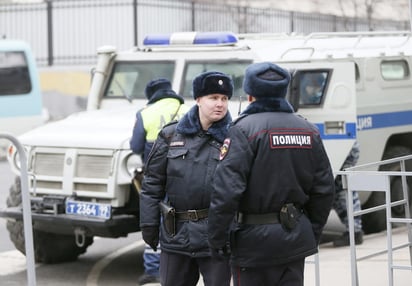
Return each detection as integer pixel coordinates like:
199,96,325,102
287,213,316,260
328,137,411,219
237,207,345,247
176,105,232,143
147,90,185,105
241,97,294,115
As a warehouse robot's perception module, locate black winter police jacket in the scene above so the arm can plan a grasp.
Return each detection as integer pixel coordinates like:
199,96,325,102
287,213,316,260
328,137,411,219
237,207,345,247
208,98,335,267
140,105,231,257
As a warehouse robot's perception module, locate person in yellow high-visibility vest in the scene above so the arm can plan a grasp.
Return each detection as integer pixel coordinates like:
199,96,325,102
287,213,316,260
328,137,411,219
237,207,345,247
131,78,190,161
130,78,189,285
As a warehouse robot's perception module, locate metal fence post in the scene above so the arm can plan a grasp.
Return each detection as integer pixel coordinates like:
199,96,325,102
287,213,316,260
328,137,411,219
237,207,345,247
133,0,138,47
342,173,359,286
46,0,54,66
0,133,36,286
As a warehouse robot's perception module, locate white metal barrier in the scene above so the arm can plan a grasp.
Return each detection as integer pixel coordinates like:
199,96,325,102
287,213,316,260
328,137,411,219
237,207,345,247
337,154,412,286
305,253,320,286
0,133,37,286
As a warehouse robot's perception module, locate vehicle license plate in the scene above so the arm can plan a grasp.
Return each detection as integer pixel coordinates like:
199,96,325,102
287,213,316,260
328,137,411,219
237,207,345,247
66,200,111,219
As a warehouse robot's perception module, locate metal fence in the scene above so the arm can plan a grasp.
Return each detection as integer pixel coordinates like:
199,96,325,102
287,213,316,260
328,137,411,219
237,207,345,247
0,0,409,66
339,155,412,286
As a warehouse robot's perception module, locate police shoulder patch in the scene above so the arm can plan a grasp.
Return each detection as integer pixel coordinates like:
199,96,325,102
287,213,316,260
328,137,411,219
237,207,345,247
269,131,313,149
219,138,231,160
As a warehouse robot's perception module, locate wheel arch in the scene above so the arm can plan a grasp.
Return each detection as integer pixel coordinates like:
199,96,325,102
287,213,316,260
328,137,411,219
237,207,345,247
382,132,412,161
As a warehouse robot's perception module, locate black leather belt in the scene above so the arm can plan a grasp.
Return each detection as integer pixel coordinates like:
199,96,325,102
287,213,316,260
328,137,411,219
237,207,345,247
175,208,209,221
237,212,280,224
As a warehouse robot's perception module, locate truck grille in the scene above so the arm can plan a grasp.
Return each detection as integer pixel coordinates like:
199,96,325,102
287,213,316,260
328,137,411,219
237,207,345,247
30,148,114,195
34,153,65,176
76,154,112,178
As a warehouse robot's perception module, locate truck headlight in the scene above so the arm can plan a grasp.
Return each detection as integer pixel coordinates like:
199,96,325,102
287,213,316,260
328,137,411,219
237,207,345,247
7,144,20,169
125,153,142,176
7,144,29,173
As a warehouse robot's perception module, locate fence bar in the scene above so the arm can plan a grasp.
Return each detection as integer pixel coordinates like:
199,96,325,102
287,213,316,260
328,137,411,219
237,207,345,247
0,133,36,286
345,175,359,286
46,0,54,66
314,252,320,286
401,160,412,266
385,178,394,286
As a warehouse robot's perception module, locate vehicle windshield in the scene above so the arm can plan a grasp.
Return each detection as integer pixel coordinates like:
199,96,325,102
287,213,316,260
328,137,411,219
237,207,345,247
104,61,175,100
181,61,251,100
0,51,31,95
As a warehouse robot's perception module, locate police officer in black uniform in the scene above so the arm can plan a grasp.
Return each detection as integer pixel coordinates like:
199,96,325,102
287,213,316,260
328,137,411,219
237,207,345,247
130,78,189,285
208,62,335,286
139,71,233,286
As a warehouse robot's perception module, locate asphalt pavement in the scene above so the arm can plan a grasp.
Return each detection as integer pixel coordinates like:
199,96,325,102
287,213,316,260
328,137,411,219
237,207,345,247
305,226,412,286
159,227,412,286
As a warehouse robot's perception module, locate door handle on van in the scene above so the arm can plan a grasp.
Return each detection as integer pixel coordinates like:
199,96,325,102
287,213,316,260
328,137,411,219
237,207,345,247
324,121,345,134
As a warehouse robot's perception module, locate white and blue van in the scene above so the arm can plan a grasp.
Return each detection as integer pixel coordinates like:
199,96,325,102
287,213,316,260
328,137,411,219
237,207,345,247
0,39,48,157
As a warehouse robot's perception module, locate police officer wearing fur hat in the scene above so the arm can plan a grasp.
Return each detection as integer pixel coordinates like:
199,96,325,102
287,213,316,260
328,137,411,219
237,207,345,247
140,71,233,286
130,78,189,285
208,62,335,286
130,78,189,161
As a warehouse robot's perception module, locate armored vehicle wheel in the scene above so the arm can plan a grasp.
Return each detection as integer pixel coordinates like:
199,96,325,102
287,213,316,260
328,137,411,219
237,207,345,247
362,146,412,234
6,177,94,263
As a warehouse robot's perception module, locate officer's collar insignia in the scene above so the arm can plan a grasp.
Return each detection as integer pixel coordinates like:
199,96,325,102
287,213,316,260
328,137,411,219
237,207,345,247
170,140,185,147
219,138,231,160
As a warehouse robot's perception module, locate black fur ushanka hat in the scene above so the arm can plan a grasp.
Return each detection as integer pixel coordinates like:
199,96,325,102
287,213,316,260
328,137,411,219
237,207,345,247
192,71,233,99
243,62,290,99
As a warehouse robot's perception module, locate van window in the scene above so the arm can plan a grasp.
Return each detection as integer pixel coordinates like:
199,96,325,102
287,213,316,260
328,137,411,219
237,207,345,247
298,70,330,107
104,61,175,99
0,51,32,95
181,61,252,99
380,60,409,80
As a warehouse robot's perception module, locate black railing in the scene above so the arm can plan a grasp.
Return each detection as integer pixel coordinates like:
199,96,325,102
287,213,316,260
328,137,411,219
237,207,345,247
0,0,409,66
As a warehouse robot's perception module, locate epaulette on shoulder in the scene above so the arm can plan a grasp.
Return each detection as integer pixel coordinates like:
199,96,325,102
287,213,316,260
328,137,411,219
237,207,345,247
232,114,248,125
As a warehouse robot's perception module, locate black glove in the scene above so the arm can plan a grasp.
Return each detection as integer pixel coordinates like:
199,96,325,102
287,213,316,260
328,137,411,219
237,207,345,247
142,226,159,251
210,243,231,261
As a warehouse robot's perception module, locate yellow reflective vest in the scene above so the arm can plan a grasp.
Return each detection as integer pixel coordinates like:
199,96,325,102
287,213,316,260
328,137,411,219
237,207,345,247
140,98,190,142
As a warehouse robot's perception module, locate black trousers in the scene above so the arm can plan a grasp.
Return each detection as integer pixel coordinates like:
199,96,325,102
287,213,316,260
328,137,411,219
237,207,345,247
232,259,305,286
159,251,231,286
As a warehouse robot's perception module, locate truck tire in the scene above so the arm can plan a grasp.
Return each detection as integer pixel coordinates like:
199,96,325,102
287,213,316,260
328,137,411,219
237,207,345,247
6,177,94,263
362,146,412,234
